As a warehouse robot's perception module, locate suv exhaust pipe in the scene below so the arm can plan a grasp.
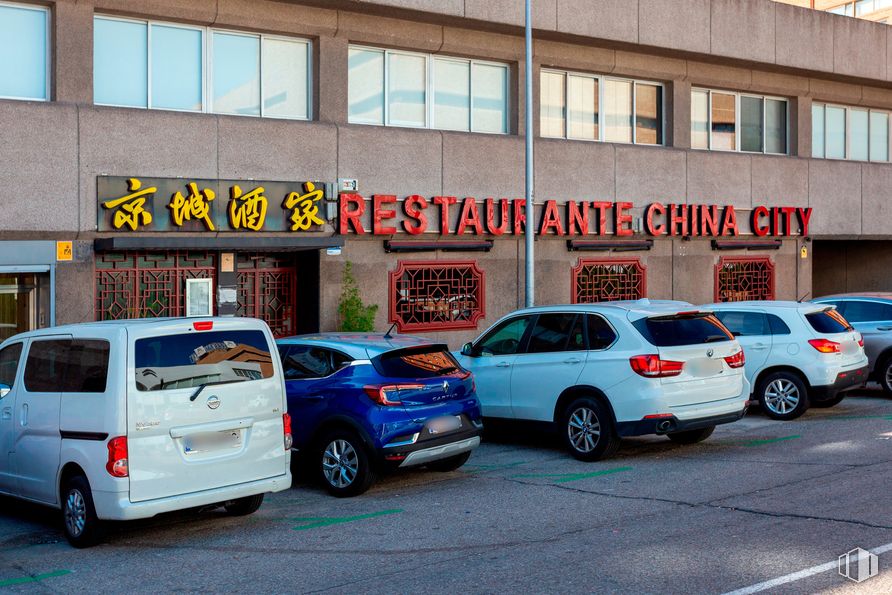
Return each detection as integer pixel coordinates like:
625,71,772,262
656,420,673,432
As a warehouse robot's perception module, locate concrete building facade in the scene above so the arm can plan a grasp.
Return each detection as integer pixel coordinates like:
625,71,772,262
1,0,891,348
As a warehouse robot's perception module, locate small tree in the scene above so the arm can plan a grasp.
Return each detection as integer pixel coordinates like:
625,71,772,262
337,261,378,332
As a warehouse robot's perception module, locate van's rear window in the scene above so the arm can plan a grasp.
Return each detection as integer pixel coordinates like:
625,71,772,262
805,310,851,334
373,346,463,379
633,314,733,347
134,330,273,391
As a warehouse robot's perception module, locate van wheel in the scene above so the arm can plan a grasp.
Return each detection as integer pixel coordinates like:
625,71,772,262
62,475,103,548
757,371,809,420
561,396,620,462
667,426,715,444
223,494,264,516
877,356,892,396
318,429,376,497
427,451,472,472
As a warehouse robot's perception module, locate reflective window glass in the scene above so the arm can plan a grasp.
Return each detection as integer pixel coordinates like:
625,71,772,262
388,53,426,127
691,90,709,149
434,58,470,131
826,105,847,159
0,4,47,100
477,317,533,356
765,99,787,154
567,75,597,140
348,48,384,124
812,104,825,158
711,92,736,151
526,314,581,354
870,111,889,162
212,32,260,116
150,24,203,111
850,109,869,161
604,79,632,143
262,39,309,119
94,18,147,107
472,63,508,133
540,71,566,138
0,343,23,389
740,96,764,153
635,83,661,145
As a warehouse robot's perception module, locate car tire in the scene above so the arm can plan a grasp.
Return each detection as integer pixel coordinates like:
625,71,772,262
877,356,892,396
61,475,103,548
223,494,264,516
810,393,847,408
756,371,810,421
426,451,472,472
666,426,715,444
561,396,620,462
317,429,376,498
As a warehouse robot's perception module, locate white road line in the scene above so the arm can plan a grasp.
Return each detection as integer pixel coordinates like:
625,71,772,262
722,542,892,595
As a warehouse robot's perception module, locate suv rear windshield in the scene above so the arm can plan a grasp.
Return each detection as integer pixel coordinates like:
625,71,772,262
633,314,733,347
134,330,273,391
805,309,851,334
373,345,463,379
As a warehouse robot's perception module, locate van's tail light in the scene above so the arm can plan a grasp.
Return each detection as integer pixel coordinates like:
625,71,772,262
858,337,865,348
192,320,213,331
629,355,684,378
724,350,746,369
363,384,424,406
106,436,129,477
283,413,293,450
808,339,841,353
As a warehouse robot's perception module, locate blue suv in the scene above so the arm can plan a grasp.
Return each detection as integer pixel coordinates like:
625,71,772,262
276,333,483,497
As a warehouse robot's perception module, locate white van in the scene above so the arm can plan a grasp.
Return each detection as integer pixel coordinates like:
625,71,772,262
0,317,292,547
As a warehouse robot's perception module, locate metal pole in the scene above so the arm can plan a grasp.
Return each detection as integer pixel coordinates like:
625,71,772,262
524,0,535,307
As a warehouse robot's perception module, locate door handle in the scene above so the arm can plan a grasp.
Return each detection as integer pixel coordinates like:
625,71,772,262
564,357,582,364
19,403,28,427
496,361,511,368
751,343,768,350
304,394,325,402
1,407,10,420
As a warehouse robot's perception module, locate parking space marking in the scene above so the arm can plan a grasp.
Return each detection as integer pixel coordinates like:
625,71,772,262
291,509,403,531
722,541,892,595
0,570,71,587
512,466,632,483
742,435,800,447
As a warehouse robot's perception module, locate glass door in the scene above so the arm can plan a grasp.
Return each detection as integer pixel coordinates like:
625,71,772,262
0,273,50,342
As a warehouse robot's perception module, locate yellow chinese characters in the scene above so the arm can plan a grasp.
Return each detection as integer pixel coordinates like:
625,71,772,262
102,178,155,231
169,182,216,231
283,182,325,231
229,185,268,231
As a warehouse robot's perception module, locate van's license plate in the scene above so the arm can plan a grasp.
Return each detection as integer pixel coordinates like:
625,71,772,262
427,416,462,435
184,430,242,454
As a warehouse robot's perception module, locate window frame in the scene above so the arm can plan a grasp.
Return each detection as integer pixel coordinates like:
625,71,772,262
388,260,486,333
540,67,666,146
691,88,790,155
348,44,510,134
832,298,892,324
584,313,619,352
713,256,776,303
0,1,51,102
279,344,353,381
93,14,312,121
812,101,892,163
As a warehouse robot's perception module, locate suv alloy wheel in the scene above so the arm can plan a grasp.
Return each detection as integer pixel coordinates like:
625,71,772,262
561,397,619,462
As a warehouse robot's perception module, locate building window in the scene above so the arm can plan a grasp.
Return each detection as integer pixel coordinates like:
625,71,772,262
540,69,663,145
236,253,297,338
389,261,485,332
93,16,310,119
0,2,49,101
691,89,788,154
714,256,775,303
571,259,646,303
812,102,890,162
348,45,509,134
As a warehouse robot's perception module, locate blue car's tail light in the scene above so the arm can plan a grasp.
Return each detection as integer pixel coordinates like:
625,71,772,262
363,384,424,406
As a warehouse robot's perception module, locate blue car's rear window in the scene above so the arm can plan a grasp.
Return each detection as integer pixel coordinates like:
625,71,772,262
373,346,463,379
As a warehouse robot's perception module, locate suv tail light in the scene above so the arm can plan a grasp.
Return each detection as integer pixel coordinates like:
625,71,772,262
858,337,865,348
106,436,129,477
808,338,841,353
724,350,746,369
629,355,684,378
283,413,293,450
363,384,424,406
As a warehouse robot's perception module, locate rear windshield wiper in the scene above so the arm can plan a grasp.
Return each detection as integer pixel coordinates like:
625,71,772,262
704,335,730,343
190,379,245,401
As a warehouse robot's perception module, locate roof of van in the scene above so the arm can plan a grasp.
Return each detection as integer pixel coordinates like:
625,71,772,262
277,333,439,359
4,317,266,339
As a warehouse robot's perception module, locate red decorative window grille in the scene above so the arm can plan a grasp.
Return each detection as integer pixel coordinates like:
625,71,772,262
389,261,485,332
236,253,298,338
572,258,646,303
95,251,216,320
714,256,775,302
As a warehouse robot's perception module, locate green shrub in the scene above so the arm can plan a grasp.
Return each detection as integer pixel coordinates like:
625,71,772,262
337,261,378,332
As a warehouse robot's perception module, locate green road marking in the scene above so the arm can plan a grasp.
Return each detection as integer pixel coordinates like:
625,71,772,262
743,435,801,447
511,466,632,483
825,415,892,421
291,509,402,531
0,570,71,588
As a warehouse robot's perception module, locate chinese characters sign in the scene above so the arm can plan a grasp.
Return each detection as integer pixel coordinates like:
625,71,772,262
97,177,327,233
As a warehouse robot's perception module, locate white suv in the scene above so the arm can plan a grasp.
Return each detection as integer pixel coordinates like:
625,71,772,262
456,301,750,461
0,317,292,547
708,301,868,420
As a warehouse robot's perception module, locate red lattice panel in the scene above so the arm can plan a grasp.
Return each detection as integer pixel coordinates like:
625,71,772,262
237,253,297,338
714,256,775,302
389,261,485,332
572,258,646,303
95,251,216,320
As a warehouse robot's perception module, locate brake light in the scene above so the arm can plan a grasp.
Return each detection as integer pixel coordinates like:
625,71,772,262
858,337,864,348
724,350,746,369
629,355,684,378
283,413,293,450
106,436,128,477
363,384,424,406
643,413,674,419
808,338,841,353
193,320,213,331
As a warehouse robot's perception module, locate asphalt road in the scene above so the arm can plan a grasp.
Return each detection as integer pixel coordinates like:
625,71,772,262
1,389,892,594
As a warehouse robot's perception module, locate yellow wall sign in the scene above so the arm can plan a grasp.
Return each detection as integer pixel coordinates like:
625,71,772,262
56,241,73,261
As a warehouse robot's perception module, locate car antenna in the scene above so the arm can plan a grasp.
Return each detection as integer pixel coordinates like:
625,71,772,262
384,322,397,338
797,291,811,303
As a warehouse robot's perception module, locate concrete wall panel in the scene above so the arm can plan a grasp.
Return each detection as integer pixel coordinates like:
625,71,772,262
93,0,217,23
808,78,862,104
686,62,752,90
442,133,524,199
638,0,710,55
861,165,892,236
337,11,442,52
535,40,615,74
352,0,464,17
556,0,638,44
686,151,752,208
215,0,337,36
440,27,523,62
750,156,809,209
807,160,862,236
613,51,686,81
464,0,558,31
833,15,886,81
616,146,686,205
710,0,775,65
774,3,834,74
54,0,94,104
534,139,615,203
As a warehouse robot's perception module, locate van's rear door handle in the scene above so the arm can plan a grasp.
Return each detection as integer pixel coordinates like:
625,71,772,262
564,357,582,364
19,403,28,426
496,361,511,368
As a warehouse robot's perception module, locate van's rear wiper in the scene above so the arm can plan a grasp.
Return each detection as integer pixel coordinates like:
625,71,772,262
190,379,244,401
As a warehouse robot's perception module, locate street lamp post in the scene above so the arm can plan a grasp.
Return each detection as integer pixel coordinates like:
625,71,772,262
524,0,535,307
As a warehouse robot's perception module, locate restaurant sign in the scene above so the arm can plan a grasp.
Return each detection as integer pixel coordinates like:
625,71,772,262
339,194,813,237
97,176,328,232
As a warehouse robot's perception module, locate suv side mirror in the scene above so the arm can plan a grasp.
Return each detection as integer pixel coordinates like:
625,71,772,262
0,383,10,399
461,342,475,357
